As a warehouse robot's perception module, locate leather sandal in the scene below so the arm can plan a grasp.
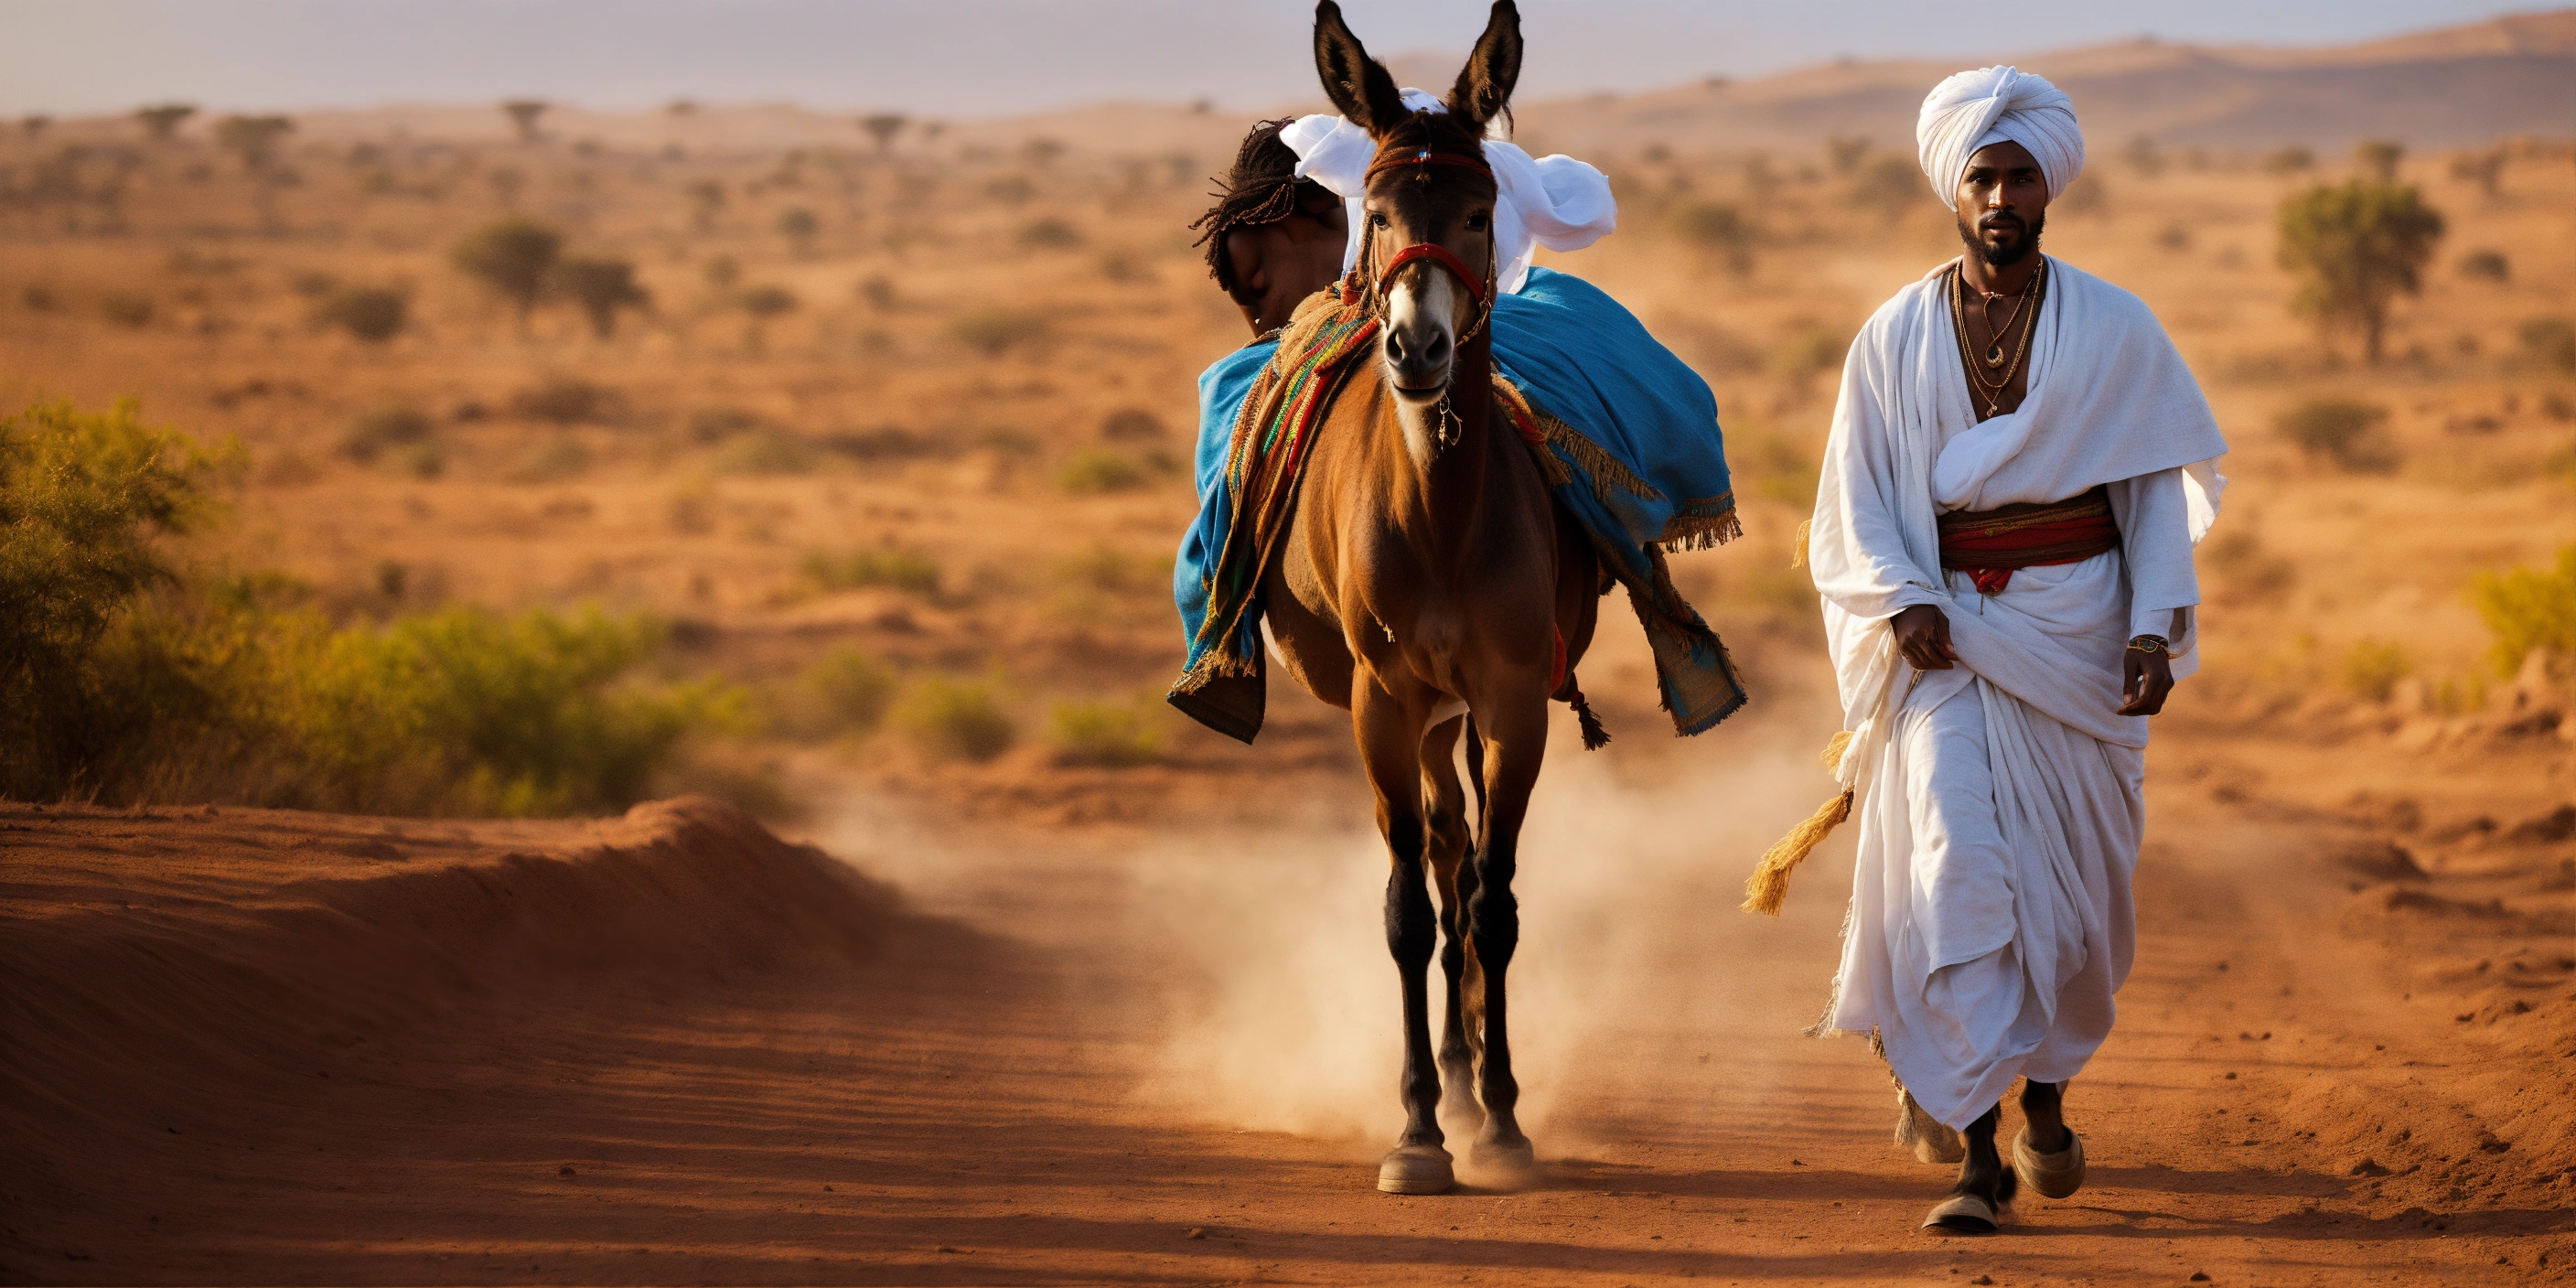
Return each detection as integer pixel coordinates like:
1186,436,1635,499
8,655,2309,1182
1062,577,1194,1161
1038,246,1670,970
2011,1127,2086,1199
1921,1193,1999,1232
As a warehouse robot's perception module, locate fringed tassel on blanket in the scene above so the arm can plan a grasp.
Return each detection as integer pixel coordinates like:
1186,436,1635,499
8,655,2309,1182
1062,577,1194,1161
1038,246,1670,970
1740,729,1857,916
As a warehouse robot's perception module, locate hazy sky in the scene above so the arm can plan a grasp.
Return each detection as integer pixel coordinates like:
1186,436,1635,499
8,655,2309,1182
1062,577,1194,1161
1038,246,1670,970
2,1,2547,118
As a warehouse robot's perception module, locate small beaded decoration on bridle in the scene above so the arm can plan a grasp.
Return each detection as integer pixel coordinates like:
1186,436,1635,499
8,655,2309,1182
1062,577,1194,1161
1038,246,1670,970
1357,142,1500,448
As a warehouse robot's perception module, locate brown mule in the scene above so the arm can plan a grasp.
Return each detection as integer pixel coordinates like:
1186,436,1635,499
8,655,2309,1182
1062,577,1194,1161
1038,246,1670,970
1261,1,1601,1194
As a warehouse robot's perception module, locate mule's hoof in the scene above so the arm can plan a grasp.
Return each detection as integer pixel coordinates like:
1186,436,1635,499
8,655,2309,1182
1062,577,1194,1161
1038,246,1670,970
2012,1127,2085,1199
1377,1144,1454,1195
1921,1193,1999,1233
1468,1136,1538,1185
1894,1087,1964,1165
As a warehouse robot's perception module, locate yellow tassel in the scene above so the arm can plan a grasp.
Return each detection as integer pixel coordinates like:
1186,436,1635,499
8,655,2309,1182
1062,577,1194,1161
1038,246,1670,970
1819,728,1853,773
1791,518,1813,570
1741,789,1852,916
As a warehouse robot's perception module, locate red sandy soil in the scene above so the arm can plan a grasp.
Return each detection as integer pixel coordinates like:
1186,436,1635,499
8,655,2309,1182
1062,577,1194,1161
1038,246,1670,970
3,773,2571,1286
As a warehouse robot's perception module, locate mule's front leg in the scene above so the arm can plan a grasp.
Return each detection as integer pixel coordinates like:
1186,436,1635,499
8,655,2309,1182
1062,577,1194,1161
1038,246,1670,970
1420,716,1484,1138
1465,700,1547,1182
1357,683,1451,1194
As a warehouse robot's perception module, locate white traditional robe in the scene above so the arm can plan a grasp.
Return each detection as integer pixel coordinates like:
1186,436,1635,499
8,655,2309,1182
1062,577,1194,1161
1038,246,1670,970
1808,256,2227,1130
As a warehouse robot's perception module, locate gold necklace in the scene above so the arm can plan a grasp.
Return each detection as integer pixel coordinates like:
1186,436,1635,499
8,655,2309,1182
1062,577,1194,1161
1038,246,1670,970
1951,261,2045,416
1971,270,2036,366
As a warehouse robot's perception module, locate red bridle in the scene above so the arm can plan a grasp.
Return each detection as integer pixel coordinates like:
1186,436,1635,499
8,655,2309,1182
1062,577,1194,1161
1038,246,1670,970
1377,242,1487,306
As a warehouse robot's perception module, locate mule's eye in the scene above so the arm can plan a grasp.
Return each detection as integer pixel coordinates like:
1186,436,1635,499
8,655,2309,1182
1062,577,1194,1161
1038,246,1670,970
1465,213,1489,231
1369,211,1390,230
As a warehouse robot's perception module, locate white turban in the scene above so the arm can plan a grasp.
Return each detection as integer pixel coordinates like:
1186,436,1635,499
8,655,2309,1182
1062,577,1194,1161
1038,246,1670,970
1279,89,1616,295
1916,66,2085,210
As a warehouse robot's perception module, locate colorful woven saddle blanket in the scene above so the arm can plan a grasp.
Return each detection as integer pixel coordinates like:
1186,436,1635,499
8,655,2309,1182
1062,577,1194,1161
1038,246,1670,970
1170,266,1747,739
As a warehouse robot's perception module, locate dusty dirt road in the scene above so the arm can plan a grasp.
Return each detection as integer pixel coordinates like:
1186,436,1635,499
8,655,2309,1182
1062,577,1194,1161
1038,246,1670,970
5,722,2571,1286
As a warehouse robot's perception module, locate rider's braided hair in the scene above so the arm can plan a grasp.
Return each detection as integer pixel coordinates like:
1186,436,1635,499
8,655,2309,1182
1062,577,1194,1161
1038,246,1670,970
1189,118,1328,298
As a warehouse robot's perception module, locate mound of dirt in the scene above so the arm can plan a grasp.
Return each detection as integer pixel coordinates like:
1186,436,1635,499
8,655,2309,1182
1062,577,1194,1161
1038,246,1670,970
0,796,900,1229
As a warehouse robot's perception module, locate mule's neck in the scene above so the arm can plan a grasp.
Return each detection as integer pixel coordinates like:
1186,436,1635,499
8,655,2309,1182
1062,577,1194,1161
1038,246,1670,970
1388,324,1498,564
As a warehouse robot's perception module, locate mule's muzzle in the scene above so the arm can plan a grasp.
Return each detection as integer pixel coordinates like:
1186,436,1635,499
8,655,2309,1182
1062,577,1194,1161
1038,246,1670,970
1383,321,1453,400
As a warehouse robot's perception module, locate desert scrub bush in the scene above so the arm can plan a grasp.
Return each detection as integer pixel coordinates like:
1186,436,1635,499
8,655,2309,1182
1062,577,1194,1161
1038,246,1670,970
894,677,1014,763
553,257,649,338
2275,398,2401,474
2519,317,2576,375
714,427,814,476
2338,638,2413,703
773,645,899,741
314,285,406,342
100,291,155,327
2457,251,2510,284
2470,546,2576,679
0,400,231,800
451,215,563,324
686,405,762,443
1018,217,1082,249
2201,530,2297,603
510,375,619,424
950,309,1046,355
800,544,940,597
508,435,590,483
1057,446,1144,494
340,404,433,464
1048,699,1161,767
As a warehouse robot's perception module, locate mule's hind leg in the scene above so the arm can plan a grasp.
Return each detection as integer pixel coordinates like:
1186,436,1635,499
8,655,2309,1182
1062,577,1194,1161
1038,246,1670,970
1355,682,1451,1195
1463,698,1548,1182
1420,715,1483,1137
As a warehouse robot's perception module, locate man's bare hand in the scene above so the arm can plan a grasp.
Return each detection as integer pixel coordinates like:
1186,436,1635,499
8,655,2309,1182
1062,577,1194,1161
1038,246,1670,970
1892,605,1956,671
2119,648,2174,716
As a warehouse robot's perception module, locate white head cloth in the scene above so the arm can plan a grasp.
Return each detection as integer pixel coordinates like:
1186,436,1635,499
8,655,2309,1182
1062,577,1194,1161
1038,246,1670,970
1916,66,2085,210
1278,89,1616,295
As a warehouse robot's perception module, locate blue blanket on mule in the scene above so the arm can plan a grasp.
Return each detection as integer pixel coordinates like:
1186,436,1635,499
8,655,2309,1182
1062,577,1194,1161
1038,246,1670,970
1171,266,1746,735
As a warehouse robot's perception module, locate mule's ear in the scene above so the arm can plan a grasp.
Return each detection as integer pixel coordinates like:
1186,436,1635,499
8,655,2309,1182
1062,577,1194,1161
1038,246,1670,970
1446,1,1522,136
1315,1,1405,136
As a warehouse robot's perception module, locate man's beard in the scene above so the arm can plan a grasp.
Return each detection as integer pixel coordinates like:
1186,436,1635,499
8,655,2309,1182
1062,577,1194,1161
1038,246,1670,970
1958,210,2045,266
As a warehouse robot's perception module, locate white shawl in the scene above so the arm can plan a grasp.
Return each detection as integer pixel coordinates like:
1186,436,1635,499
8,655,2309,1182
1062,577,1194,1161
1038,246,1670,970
1808,257,2227,793
1279,89,1616,295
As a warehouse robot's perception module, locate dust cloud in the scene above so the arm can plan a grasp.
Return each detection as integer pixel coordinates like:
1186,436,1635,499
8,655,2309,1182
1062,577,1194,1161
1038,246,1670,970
1117,714,1869,1153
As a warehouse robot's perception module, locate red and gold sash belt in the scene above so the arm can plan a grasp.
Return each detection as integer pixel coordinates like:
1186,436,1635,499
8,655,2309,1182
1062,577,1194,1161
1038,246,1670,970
1937,485,2118,595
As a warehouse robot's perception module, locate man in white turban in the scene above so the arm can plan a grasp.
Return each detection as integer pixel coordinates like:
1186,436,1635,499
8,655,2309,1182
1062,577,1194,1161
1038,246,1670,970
1758,66,2228,1233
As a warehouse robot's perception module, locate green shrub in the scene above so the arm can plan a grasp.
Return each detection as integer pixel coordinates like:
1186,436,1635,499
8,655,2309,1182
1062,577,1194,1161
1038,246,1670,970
1048,699,1160,767
552,257,649,338
2469,546,2576,679
778,646,898,740
2274,398,2401,474
2339,638,2412,703
801,545,940,597
0,400,228,800
1057,446,1143,494
895,677,1014,763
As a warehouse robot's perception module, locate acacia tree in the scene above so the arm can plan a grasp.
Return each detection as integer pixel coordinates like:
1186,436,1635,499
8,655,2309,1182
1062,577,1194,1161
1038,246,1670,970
860,113,907,154
134,103,196,142
214,114,293,171
553,258,649,338
503,99,548,144
451,215,564,330
2276,179,2445,363
2355,140,2403,183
